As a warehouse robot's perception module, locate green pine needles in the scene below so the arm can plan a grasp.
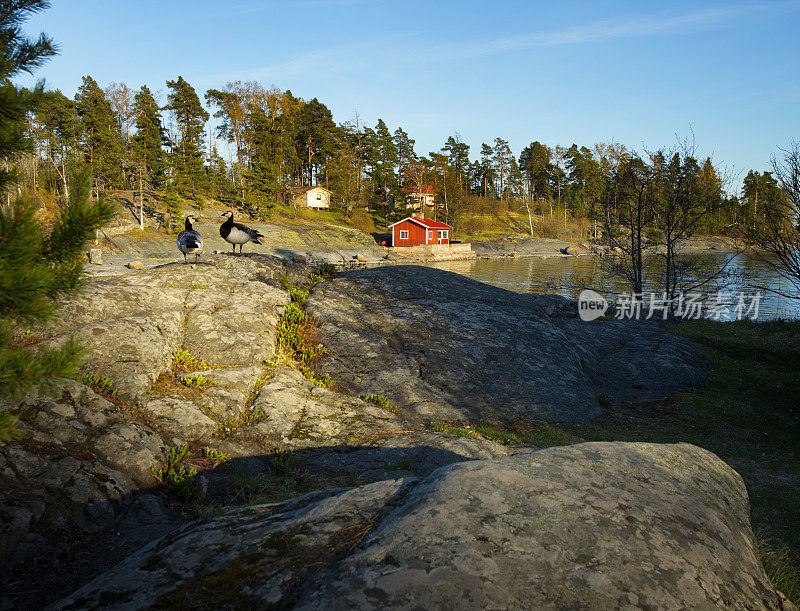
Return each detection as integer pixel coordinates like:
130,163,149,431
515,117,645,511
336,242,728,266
161,183,182,234
0,170,116,400
1,2,116,441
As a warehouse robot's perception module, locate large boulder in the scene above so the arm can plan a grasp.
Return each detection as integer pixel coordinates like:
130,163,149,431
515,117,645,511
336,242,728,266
38,255,293,400
54,442,790,610
306,266,706,424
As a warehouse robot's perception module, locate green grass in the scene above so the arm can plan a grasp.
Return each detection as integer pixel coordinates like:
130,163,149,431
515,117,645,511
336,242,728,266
570,319,800,603
424,319,800,603
269,448,299,476
429,419,579,448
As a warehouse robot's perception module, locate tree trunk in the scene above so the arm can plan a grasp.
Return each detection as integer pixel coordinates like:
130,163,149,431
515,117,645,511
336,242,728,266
139,170,144,230
524,199,534,236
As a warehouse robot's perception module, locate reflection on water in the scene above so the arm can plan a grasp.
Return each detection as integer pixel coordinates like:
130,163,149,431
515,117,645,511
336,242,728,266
417,254,800,320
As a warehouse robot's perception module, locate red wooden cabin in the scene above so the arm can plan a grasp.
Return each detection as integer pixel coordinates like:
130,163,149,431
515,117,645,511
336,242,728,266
389,217,452,246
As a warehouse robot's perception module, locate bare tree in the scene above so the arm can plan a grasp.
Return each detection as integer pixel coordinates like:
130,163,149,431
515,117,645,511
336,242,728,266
749,141,800,298
601,156,658,298
601,142,736,312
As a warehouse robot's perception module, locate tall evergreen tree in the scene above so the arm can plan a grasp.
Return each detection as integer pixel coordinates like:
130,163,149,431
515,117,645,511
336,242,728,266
205,85,249,168
297,97,336,186
393,127,416,189
131,85,166,187
0,1,115,441
166,76,209,197
479,143,495,199
0,0,56,191
518,141,553,202
245,106,281,209
161,182,182,233
443,134,469,196
742,170,780,229
492,138,514,199
74,75,123,192
372,119,398,197
34,90,79,200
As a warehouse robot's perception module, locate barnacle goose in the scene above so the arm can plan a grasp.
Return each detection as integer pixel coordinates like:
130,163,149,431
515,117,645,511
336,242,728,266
177,216,203,263
219,211,264,254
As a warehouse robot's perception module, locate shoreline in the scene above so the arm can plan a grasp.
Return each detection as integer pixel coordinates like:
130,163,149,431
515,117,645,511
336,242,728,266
82,215,745,275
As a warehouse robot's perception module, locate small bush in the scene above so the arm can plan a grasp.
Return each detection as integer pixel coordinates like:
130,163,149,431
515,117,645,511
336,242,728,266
309,262,338,286
277,303,326,364
180,374,214,388
596,393,613,408
361,394,397,413
302,368,336,388
211,406,267,439
202,447,231,468
238,406,267,427
349,209,375,234
289,286,309,303
270,448,298,476
150,445,201,501
75,373,117,397
173,349,212,372
537,217,561,239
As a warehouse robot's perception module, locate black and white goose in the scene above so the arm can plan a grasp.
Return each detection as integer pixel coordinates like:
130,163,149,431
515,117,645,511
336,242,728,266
177,216,203,263
219,211,264,254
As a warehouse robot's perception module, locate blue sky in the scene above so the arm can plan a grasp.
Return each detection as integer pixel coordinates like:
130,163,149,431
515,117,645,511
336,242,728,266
19,0,800,191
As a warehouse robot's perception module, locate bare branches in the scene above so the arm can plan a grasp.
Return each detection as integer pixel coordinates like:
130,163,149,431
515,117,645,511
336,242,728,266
747,141,800,299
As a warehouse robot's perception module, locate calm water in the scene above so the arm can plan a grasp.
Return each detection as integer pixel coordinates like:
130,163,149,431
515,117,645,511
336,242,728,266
418,254,800,321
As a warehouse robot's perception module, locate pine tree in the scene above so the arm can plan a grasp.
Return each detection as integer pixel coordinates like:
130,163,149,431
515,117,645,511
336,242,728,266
166,76,209,198
131,85,167,187
161,182,182,233
245,107,280,213
74,75,123,193
0,1,116,441
34,90,79,201
372,119,398,198
393,127,416,189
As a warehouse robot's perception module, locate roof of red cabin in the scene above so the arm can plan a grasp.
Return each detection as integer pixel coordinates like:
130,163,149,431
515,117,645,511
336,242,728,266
403,185,435,195
388,216,452,230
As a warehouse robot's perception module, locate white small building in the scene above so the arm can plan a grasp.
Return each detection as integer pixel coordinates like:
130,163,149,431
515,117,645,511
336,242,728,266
402,185,435,210
292,186,332,210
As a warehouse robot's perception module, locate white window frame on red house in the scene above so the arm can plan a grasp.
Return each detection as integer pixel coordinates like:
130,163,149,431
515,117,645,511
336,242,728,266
427,230,434,242
399,230,409,240
437,230,448,241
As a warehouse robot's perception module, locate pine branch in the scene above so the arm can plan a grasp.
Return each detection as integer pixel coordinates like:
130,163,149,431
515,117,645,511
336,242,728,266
0,335,85,396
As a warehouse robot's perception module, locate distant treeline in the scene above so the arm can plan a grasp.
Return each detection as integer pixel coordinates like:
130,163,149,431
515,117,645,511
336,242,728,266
18,75,788,235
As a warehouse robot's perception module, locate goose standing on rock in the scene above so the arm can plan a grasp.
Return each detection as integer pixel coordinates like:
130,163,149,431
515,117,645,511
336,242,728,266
177,216,203,263
219,211,264,254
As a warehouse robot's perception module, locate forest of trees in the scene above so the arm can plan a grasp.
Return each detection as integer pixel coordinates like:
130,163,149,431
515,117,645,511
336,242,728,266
14,74,793,241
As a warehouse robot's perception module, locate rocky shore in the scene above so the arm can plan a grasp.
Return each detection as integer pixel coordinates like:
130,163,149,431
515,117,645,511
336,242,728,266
0,256,791,609
88,203,742,276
